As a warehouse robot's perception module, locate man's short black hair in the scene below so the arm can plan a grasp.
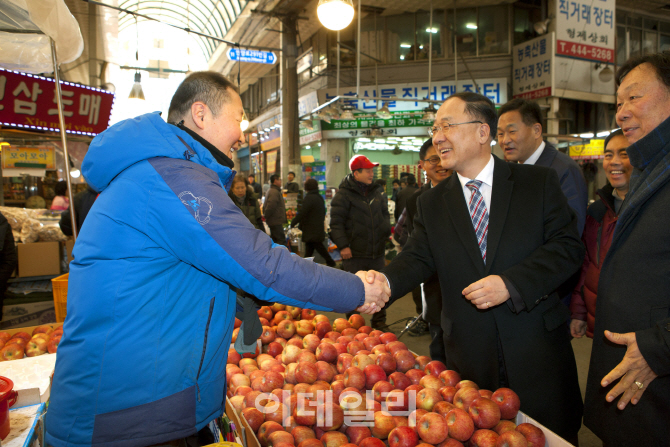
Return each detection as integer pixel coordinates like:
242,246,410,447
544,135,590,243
55,180,67,196
374,179,387,189
248,174,255,179
498,98,543,128
288,171,295,177
270,174,281,184
167,71,239,123
304,178,318,191
392,179,400,186
419,139,434,160
449,92,497,140
604,129,626,148
616,51,670,90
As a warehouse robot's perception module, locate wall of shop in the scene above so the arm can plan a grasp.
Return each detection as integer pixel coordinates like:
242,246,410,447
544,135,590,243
354,150,421,167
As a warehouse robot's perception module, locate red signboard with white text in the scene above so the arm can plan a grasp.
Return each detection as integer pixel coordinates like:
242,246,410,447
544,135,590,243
0,68,114,136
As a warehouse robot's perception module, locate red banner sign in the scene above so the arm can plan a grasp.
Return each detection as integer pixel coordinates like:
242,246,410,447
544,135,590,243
556,40,614,63
0,68,114,136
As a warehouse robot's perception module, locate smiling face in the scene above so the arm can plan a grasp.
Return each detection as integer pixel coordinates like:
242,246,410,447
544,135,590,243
433,97,491,178
497,110,543,163
603,134,632,195
200,88,246,158
419,146,451,186
616,63,670,145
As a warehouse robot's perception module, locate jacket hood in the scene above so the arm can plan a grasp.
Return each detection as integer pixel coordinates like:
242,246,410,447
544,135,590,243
83,112,234,193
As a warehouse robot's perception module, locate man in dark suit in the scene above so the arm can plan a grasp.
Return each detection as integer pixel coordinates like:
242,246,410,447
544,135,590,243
364,92,584,442
497,98,587,236
394,174,418,222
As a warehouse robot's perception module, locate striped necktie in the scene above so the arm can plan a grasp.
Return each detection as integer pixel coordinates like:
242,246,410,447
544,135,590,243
466,180,489,263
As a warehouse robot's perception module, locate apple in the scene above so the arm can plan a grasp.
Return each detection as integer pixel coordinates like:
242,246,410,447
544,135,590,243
438,386,457,403
435,441,464,447
0,332,11,343
266,342,284,358
234,317,242,329
405,369,426,386
315,361,335,383
418,375,442,391
314,314,329,324
363,364,387,390
416,412,448,445
386,341,408,356
432,401,455,417
269,432,294,447
282,345,301,364
252,378,264,391
491,388,521,420
316,401,344,431
468,397,501,429
288,338,304,349
273,311,292,325
278,321,297,339
228,349,242,365
469,429,499,447
456,380,479,391
371,411,396,439
341,328,359,337
415,388,443,411
495,430,527,447
332,343,347,356
303,334,321,352
372,380,394,403
424,360,447,377
298,350,317,364
298,440,324,447
385,389,408,413
234,386,253,399
302,309,317,320
261,371,285,393
245,391,269,408
229,395,247,413
325,331,341,342
479,389,493,399
413,356,431,370
337,336,353,346
316,343,338,363
362,336,381,351
261,359,280,372
331,318,350,332
359,438,386,447
347,314,365,329
321,431,348,447
516,423,546,447
445,408,475,442
258,306,274,321
403,384,424,404
493,420,517,435
272,303,287,312
353,354,374,371
346,341,365,356
408,409,428,429
296,320,315,337
265,402,289,425
353,333,368,342
229,373,251,391
11,332,31,342
31,333,50,343
240,358,258,368
358,325,373,334
453,386,481,413
336,354,354,374
345,425,371,444
393,351,417,373
242,365,259,376
286,306,301,319
26,338,48,357
6,338,26,349
388,426,419,447
295,362,318,384
294,398,318,426
259,421,285,447
316,322,333,339
438,370,461,388
344,367,366,390
241,407,265,432
388,372,411,391
292,426,317,445
375,353,397,375
379,332,397,344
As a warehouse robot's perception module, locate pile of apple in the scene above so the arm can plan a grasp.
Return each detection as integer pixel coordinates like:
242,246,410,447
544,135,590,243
226,304,546,447
0,325,62,361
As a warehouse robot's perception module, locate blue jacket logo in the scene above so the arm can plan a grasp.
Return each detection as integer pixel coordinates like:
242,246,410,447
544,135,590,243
179,191,213,225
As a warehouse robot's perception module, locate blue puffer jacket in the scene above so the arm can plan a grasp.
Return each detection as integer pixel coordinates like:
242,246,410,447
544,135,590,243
45,113,364,447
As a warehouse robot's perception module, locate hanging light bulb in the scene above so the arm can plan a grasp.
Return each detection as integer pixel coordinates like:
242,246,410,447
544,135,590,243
340,106,355,120
317,0,355,31
241,110,249,131
128,72,145,100
70,168,81,178
376,103,392,119
422,104,437,121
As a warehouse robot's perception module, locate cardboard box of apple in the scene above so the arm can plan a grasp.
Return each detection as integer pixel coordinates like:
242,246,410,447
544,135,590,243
0,325,62,361
226,304,549,447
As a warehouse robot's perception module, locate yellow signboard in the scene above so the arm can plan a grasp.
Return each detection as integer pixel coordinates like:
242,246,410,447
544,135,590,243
2,146,56,169
569,139,604,159
266,150,277,173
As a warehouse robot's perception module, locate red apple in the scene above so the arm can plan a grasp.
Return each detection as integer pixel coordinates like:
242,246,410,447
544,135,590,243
241,407,265,432
325,331,341,342
6,338,26,349
438,370,461,388
405,369,426,385
468,397,501,429
265,402,290,425
316,322,333,339
359,325,373,334
491,388,521,420
438,386,457,403
436,441,464,447
375,352,397,375
265,342,284,358
353,333,368,342
303,334,321,352
515,423,545,447
259,421,285,447
321,432,348,447
332,343,347,356
331,318,350,332
346,341,365,356
424,360,447,377
227,349,242,365
372,380,394,403
415,388,443,411
288,337,304,349
234,318,242,329
408,409,428,430
316,401,344,431
385,389,408,413
363,336,381,351
348,314,365,329
269,432,294,447
393,351,417,373
359,438,386,447
495,430,527,447
261,371,285,393
296,320,315,337
344,367,366,390
379,332,397,344
445,408,475,442
417,412,448,445
413,356,430,370
294,398,318,426
25,338,48,357
295,362,318,384
272,303,287,312
316,361,336,382
371,411,396,439
314,314,330,325
11,332,31,342
336,353,353,374
292,426,316,445
301,309,317,320
272,310,292,325
388,426,419,447
388,372,411,391
298,350,318,364
278,321,297,339
363,364,387,390
469,429,499,447
341,328,359,337
453,386,481,412
386,341,408,356
258,306,274,321
286,306,301,319
229,373,251,392
32,325,54,336
315,343,338,363
346,425,372,445
432,401,455,417
245,391,269,409
493,420,517,435
298,440,324,447
282,345,302,364
418,375,443,391
456,380,479,391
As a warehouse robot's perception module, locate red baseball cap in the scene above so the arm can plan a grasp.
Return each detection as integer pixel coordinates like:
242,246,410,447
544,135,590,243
349,154,379,171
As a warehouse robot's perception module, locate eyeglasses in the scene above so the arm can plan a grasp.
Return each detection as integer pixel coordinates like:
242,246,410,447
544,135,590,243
421,156,441,166
428,121,483,137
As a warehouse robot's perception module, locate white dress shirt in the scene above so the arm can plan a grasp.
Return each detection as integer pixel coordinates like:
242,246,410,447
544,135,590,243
457,154,495,211
523,141,546,165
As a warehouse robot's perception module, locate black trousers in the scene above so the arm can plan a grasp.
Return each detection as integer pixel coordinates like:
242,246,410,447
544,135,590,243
429,323,446,364
342,256,386,327
268,225,286,246
304,241,336,267
411,287,423,315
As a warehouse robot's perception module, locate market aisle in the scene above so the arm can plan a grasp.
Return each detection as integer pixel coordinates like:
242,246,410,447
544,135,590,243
324,292,603,447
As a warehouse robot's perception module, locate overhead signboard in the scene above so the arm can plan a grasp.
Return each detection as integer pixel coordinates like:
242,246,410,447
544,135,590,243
556,0,615,63
0,68,114,136
227,48,277,65
569,139,605,159
2,145,55,169
513,33,555,100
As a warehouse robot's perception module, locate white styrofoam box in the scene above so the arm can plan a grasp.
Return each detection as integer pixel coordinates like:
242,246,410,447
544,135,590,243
0,353,56,407
516,411,574,447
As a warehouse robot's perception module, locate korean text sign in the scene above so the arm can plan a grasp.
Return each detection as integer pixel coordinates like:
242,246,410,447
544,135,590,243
556,0,615,63
0,68,114,135
513,33,555,100
2,146,55,169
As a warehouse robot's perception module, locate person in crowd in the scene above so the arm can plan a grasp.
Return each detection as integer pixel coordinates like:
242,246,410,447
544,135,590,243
331,154,392,330
583,52,670,446
363,92,584,442
50,181,69,210
374,178,388,195
263,174,287,245
0,212,17,320
570,130,631,339
391,179,400,202
284,171,300,193
262,180,271,197
403,140,452,353
291,178,336,267
58,185,98,236
497,98,587,235
44,71,389,447
229,174,263,230
248,173,262,197
394,173,418,221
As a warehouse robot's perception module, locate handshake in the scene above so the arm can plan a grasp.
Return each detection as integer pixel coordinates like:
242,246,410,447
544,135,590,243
354,270,391,314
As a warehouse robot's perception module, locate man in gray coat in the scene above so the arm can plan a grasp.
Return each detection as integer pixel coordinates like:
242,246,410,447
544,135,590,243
264,174,287,245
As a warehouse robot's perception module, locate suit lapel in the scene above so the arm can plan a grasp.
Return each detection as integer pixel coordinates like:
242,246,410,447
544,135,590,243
443,175,485,275
484,157,513,274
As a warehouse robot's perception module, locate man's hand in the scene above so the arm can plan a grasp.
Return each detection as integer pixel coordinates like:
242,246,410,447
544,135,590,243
340,247,352,259
601,330,658,410
355,270,390,314
570,319,587,338
462,275,510,309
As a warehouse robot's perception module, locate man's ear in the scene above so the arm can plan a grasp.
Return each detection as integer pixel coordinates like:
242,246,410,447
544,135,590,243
479,123,491,144
191,102,207,130
533,122,543,139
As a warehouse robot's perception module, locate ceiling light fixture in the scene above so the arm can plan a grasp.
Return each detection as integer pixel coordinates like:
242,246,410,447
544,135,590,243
422,104,437,121
317,0,355,31
376,103,392,119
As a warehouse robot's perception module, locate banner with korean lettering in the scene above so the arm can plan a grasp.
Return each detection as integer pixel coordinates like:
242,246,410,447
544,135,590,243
0,68,114,136
556,0,615,63
513,33,555,100
318,78,507,113
2,146,55,169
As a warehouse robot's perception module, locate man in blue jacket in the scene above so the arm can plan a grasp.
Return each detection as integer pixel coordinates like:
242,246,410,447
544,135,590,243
45,72,389,447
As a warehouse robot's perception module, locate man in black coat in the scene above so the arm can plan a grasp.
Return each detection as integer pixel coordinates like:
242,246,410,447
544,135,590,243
248,174,262,197
394,174,418,222
583,52,670,446
0,212,17,319
59,185,98,236
292,178,335,267
365,92,584,442
264,174,287,245
331,155,391,329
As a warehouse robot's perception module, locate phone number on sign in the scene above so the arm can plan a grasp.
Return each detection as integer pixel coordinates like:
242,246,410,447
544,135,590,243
557,40,614,63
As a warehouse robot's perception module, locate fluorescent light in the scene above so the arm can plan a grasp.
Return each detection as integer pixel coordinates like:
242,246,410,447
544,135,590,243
358,138,371,142
252,133,258,136
305,145,310,149
466,24,477,29
400,44,412,48
579,132,594,138
400,56,405,60
596,131,611,137
419,45,424,50
374,139,385,143
426,28,438,33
